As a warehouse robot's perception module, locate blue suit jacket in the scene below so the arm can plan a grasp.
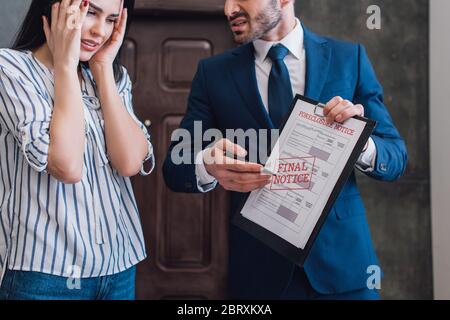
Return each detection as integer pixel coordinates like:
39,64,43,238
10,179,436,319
163,25,408,298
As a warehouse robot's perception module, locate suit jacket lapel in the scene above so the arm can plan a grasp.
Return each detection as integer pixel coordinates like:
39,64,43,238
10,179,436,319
303,25,332,102
229,44,274,129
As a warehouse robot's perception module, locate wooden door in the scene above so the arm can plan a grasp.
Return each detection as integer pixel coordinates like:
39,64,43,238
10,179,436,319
120,0,235,299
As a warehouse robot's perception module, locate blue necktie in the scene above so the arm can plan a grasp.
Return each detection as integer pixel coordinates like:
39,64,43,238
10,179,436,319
267,44,293,128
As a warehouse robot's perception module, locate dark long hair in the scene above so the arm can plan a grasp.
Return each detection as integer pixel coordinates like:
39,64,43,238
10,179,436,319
12,0,135,83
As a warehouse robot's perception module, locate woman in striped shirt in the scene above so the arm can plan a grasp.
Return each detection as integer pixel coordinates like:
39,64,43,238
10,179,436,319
0,0,154,300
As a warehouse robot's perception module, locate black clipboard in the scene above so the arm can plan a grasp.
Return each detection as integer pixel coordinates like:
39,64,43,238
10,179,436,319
232,94,377,267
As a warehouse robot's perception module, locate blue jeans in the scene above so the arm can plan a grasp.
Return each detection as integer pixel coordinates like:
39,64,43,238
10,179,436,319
0,266,136,300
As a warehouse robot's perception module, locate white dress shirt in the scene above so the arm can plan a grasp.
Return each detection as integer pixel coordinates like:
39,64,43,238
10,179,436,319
195,19,376,192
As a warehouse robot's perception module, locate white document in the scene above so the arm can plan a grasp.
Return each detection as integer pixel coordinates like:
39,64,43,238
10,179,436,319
240,98,367,249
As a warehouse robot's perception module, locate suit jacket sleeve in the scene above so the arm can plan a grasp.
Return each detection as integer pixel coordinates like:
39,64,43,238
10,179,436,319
354,44,408,181
163,60,216,193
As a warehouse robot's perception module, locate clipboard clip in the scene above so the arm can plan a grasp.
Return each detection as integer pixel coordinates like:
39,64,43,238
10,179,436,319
314,103,327,118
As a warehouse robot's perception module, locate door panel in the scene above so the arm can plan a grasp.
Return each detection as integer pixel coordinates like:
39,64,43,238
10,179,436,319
121,4,235,299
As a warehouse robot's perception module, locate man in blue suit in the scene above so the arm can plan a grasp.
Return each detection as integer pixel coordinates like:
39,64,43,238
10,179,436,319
163,0,407,299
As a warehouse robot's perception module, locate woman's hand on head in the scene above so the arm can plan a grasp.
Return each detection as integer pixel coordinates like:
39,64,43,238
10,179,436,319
89,7,128,70
43,0,89,71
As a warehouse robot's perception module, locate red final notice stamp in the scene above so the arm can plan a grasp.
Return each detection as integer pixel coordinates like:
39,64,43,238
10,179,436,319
269,157,316,191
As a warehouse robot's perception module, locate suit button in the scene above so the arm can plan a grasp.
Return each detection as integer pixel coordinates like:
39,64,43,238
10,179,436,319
380,163,387,172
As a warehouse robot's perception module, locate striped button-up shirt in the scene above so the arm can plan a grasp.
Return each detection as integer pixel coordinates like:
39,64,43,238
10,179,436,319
0,49,154,284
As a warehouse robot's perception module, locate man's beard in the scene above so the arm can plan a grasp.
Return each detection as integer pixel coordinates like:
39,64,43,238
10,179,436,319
232,0,282,44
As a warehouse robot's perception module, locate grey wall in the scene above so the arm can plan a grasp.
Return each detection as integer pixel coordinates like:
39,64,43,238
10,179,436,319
0,0,431,299
0,0,31,48
296,0,431,299
430,0,450,300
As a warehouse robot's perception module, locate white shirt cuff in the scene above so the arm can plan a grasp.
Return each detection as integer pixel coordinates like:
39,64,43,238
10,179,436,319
356,137,377,173
195,149,218,193
140,142,155,176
